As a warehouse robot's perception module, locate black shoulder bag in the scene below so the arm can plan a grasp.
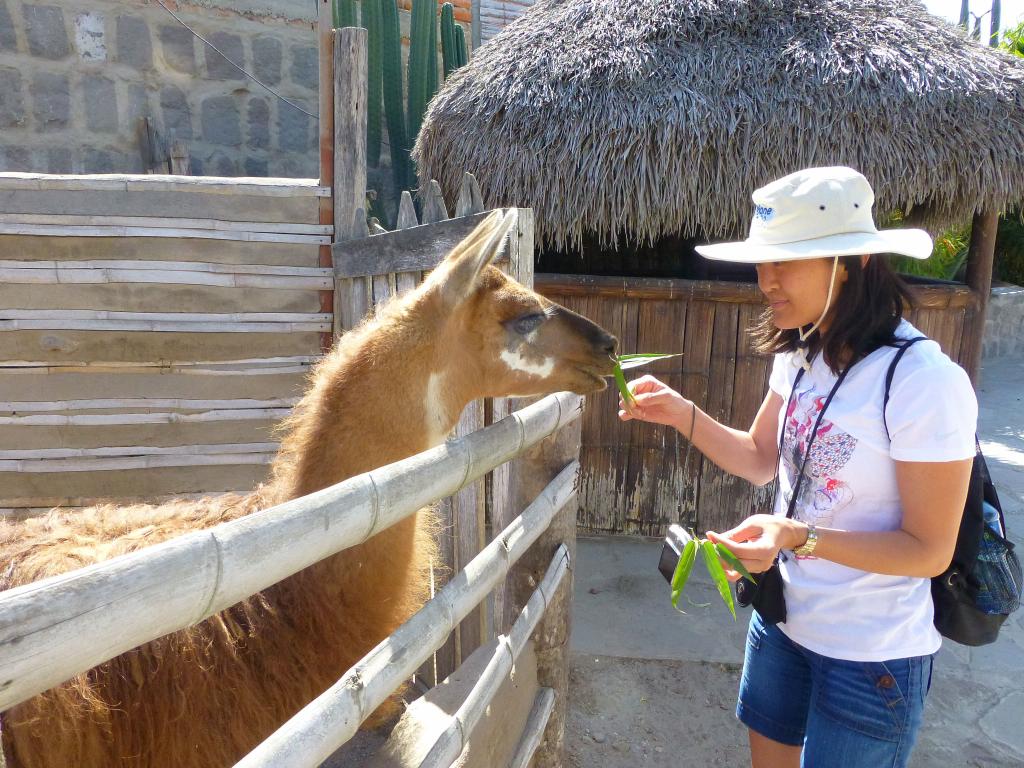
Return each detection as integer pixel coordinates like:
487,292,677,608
884,337,1022,646
735,361,853,624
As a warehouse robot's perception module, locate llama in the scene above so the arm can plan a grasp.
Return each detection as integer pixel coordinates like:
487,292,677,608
0,210,617,768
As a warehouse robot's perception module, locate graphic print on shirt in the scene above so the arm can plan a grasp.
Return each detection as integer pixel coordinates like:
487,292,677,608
781,386,857,555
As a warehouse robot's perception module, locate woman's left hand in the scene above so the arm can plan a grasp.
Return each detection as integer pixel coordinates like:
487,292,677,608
706,514,804,580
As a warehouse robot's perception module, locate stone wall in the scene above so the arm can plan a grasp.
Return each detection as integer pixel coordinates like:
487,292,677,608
984,284,1024,360
0,0,320,178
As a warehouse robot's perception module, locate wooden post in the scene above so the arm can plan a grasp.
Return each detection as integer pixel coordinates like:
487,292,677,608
963,210,999,383
136,117,169,174
455,172,484,218
489,209,572,767
333,27,368,242
422,180,450,224
498,404,581,768
470,0,482,49
331,26,370,336
394,191,420,295
317,0,336,351
168,140,191,175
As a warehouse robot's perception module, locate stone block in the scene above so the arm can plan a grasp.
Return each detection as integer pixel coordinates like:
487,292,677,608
83,148,113,173
278,102,311,152
247,97,270,149
124,83,150,122
24,4,69,59
0,2,18,51
74,12,106,61
0,146,31,172
160,86,193,139
46,147,73,173
116,16,152,70
205,31,245,79
0,67,25,128
82,147,138,174
159,24,196,74
83,75,118,133
201,95,242,146
271,153,317,178
290,44,318,91
244,156,268,177
252,36,283,85
119,149,143,173
206,150,238,176
31,71,70,130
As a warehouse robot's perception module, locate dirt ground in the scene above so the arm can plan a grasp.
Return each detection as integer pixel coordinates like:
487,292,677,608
566,655,746,768
563,646,1024,768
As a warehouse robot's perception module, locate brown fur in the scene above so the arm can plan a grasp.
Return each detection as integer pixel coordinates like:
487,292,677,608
0,212,616,768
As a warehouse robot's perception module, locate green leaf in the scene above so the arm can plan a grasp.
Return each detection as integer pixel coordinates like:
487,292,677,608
612,362,634,405
616,353,683,371
670,539,698,612
701,540,736,620
714,542,757,584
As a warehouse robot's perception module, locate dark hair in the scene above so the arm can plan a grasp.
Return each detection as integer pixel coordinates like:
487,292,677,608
750,255,915,373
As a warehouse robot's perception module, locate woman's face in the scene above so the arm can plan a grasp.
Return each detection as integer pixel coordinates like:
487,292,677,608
755,257,847,330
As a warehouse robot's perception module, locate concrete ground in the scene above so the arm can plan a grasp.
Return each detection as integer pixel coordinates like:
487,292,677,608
567,354,1024,768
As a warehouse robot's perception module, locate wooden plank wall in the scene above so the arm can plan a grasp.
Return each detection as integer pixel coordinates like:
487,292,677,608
536,274,979,538
0,173,329,515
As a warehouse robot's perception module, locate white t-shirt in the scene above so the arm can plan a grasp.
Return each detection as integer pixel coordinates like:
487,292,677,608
768,319,977,661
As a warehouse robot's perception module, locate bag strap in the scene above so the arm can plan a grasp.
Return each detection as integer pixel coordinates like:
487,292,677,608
772,358,853,521
771,366,804,514
784,365,852,519
882,336,928,439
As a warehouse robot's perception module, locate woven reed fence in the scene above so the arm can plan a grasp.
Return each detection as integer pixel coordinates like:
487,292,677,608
536,273,981,538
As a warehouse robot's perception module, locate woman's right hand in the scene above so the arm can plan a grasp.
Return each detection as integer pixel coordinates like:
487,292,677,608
618,375,693,430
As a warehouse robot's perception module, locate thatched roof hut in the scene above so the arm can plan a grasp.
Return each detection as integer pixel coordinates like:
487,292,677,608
415,0,1024,253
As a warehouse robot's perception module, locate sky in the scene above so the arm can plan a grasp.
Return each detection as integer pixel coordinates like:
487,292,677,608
923,0,1024,36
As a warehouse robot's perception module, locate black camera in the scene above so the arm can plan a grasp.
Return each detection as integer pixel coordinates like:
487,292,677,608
657,524,694,584
658,523,786,624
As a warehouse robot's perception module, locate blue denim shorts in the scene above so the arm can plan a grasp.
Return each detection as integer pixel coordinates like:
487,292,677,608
737,611,933,768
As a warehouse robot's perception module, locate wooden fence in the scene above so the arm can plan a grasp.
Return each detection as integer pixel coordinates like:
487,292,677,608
0,391,583,768
536,273,981,538
0,17,577,767
0,173,329,515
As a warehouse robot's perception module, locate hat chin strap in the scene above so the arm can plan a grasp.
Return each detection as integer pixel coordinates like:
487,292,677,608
795,256,840,371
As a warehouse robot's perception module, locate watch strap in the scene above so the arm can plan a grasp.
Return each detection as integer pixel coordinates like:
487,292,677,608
794,524,818,557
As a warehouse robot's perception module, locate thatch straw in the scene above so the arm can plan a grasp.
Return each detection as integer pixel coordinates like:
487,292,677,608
415,0,1024,252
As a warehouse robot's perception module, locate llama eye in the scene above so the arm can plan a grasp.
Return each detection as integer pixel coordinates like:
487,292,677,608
509,313,545,335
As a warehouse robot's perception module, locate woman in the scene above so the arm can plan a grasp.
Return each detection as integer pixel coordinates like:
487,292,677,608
621,167,977,768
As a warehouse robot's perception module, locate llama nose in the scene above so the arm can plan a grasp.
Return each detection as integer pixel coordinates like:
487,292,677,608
600,333,618,357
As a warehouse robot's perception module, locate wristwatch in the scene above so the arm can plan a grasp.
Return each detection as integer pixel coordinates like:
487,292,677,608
794,523,818,557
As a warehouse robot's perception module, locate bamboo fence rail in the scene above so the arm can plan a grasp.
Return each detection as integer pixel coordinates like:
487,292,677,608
234,461,578,768
417,545,570,768
0,391,582,713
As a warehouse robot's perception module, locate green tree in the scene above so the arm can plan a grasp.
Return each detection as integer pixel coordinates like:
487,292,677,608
1001,20,1024,56
894,17,1024,286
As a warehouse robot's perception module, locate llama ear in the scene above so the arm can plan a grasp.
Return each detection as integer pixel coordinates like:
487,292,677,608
432,209,517,305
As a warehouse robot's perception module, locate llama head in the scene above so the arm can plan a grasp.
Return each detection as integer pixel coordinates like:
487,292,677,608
421,209,618,398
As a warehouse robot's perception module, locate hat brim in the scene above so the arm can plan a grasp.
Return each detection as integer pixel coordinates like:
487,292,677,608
695,228,932,264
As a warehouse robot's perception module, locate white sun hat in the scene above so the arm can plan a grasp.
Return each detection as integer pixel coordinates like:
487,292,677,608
695,166,933,263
